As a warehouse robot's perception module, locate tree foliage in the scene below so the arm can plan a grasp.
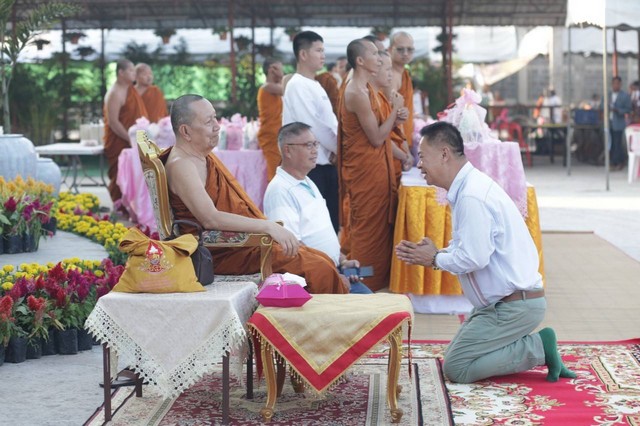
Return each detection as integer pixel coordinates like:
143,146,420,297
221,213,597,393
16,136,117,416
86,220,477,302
0,0,80,132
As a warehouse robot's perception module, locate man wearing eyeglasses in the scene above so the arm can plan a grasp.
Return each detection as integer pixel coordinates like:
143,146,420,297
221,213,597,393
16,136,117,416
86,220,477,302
263,122,372,294
389,32,416,147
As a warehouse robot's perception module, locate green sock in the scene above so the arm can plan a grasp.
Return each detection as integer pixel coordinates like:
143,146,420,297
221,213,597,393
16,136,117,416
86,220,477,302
538,327,576,382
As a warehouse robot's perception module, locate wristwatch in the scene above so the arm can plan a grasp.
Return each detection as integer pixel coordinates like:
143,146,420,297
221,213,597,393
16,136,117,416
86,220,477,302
432,250,442,270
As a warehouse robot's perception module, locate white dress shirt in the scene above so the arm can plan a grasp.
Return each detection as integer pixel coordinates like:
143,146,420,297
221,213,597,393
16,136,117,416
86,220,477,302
263,167,340,265
282,73,338,166
435,162,543,308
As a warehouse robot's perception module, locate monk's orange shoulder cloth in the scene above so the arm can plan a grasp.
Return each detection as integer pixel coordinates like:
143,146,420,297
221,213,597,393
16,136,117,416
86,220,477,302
257,86,283,180
141,85,168,122
398,69,414,146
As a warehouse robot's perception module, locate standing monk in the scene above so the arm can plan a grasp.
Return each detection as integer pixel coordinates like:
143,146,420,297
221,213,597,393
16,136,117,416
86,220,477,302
389,32,415,146
373,52,413,188
283,31,340,233
103,59,148,204
135,63,168,122
257,58,284,181
339,39,403,291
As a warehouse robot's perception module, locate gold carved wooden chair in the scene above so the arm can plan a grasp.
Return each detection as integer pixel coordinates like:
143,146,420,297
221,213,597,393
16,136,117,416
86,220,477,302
136,130,273,282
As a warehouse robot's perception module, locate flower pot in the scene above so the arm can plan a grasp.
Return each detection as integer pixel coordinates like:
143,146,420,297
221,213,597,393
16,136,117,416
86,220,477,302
0,344,5,366
5,336,27,363
41,329,56,356
55,328,78,355
161,35,171,44
43,216,57,236
22,232,38,253
3,234,24,254
219,32,228,41
26,339,42,359
36,157,62,195
77,328,93,351
0,134,37,181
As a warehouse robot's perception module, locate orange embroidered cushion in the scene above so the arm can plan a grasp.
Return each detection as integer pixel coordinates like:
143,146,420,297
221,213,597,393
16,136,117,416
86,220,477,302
112,227,205,293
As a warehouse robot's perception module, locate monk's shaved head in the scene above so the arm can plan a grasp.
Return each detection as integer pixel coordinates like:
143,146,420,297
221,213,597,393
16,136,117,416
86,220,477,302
389,31,414,46
171,94,204,134
346,39,368,70
116,59,133,75
135,63,151,75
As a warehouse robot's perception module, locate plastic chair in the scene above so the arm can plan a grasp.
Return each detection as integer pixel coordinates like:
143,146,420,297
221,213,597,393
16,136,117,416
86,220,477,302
626,125,640,183
497,121,534,167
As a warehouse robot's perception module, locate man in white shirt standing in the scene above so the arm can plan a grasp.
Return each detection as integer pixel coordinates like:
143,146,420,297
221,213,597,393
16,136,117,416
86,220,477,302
395,122,576,384
283,31,340,233
263,122,372,294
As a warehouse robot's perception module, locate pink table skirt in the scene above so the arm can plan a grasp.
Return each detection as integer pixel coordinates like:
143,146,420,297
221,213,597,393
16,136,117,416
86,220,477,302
117,148,268,232
466,141,527,216
428,141,527,216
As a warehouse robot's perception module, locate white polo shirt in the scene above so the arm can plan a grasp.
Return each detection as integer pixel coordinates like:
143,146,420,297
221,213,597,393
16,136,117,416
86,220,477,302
263,167,340,265
282,73,338,166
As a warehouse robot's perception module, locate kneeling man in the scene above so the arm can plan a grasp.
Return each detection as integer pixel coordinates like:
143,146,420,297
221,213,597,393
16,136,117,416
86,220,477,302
396,122,576,383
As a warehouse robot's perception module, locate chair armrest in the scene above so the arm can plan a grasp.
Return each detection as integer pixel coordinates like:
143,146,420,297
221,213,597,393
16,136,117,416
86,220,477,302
201,230,274,281
201,230,272,247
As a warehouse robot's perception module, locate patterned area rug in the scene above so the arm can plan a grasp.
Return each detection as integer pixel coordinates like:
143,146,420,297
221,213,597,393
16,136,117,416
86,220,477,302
85,356,453,425
409,339,640,425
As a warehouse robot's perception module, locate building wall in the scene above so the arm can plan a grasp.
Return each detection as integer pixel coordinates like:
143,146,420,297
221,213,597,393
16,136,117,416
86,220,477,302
491,54,640,107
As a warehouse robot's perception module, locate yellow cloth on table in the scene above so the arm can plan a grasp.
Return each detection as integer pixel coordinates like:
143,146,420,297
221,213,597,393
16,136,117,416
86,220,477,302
249,294,413,392
390,185,545,295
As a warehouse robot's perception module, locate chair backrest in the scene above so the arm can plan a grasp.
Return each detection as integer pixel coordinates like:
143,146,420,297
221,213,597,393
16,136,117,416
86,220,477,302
136,130,174,240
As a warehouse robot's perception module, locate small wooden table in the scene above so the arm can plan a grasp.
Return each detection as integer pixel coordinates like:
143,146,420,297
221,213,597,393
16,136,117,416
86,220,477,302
247,294,413,423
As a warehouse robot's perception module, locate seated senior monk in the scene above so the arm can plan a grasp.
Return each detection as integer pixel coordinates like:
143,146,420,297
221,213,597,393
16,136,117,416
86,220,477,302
160,94,348,294
263,122,373,294
395,122,576,384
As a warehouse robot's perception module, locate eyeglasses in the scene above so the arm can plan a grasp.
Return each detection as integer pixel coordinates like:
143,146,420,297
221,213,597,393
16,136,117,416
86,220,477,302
286,141,320,150
395,47,415,54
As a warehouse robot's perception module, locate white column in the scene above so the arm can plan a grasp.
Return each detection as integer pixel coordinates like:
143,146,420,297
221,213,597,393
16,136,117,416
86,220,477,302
549,26,565,100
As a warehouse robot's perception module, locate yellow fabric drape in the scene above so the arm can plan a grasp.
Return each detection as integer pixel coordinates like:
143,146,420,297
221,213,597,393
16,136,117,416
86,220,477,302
390,186,545,295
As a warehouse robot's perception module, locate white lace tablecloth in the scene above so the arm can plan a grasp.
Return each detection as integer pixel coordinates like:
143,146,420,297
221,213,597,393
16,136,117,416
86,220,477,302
85,281,258,398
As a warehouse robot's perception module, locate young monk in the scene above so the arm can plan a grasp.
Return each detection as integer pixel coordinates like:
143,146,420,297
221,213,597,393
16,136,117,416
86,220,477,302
338,39,404,291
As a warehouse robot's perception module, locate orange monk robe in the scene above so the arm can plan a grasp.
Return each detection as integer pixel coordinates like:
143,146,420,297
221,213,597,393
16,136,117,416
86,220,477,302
256,86,283,181
338,83,398,291
141,85,168,122
397,69,414,147
337,77,352,256
315,71,340,115
103,85,148,203
377,91,407,188
160,149,347,295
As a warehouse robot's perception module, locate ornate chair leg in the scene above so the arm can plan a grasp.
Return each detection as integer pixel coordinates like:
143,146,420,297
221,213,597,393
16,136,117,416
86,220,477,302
260,238,273,281
260,343,277,422
387,329,404,423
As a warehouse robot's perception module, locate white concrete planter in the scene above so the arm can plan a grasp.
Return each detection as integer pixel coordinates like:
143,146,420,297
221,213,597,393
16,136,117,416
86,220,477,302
0,134,37,180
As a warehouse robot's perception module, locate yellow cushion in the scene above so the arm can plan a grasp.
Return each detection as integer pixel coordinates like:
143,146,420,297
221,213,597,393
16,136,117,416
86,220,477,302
112,227,205,293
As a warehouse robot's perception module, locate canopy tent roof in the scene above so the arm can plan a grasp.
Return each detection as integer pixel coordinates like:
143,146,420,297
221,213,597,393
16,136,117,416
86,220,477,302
566,0,640,30
16,0,568,30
